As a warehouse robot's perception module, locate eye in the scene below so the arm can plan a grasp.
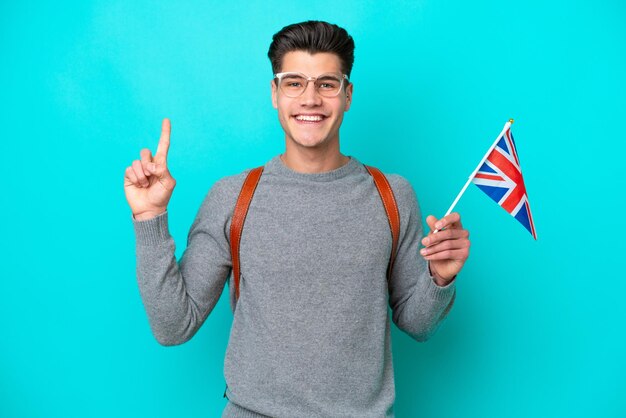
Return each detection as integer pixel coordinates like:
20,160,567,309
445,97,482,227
317,77,340,90
281,75,306,89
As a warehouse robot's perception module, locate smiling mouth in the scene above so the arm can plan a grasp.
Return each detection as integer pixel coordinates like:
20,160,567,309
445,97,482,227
294,114,326,123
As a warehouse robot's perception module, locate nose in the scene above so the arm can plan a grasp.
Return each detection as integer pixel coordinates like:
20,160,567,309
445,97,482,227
299,80,322,106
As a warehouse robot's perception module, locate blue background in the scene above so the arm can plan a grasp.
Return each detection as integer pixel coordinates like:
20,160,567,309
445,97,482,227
2,1,625,417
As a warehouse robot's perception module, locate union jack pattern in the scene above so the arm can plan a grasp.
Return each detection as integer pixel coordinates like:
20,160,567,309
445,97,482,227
472,127,537,239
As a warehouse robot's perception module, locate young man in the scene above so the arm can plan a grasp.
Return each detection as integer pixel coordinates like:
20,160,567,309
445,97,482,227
124,21,470,418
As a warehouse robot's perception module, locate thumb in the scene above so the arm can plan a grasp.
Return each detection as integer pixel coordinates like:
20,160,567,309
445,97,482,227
147,162,176,190
425,215,438,233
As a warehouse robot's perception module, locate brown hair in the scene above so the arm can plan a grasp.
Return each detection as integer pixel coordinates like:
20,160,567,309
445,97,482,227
268,21,355,77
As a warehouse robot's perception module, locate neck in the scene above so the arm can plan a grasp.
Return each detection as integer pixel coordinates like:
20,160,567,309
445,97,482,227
281,140,349,174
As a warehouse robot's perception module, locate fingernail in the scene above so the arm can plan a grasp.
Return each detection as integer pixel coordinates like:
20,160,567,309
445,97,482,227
420,248,428,255
148,163,156,172
435,222,442,229
422,237,430,245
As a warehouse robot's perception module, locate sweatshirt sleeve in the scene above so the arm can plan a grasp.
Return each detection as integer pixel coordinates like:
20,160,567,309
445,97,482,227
386,175,456,342
132,177,240,346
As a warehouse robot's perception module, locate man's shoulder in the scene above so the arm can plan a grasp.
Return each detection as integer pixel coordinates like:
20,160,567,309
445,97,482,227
382,172,411,192
370,169,413,199
198,166,263,213
211,169,255,195
373,170,419,212
357,160,418,206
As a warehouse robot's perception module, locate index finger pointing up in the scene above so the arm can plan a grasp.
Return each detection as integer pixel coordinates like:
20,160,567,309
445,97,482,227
155,118,171,162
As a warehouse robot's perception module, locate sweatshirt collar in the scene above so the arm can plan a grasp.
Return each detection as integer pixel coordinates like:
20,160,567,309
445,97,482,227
265,154,361,182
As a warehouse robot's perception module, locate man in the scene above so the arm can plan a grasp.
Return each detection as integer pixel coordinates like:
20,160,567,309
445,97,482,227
124,21,470,417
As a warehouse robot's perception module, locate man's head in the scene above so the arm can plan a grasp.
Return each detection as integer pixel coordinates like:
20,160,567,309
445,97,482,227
268,21,355,153
267,21,355,77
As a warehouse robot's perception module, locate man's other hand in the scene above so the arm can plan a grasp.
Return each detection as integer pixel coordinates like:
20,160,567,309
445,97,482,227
420,212,470,286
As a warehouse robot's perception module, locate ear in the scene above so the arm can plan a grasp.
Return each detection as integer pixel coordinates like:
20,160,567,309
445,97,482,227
271,79,278,109
344,82,353,111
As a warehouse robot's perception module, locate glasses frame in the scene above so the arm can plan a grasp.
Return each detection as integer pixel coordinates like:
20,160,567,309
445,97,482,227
274,72,349,98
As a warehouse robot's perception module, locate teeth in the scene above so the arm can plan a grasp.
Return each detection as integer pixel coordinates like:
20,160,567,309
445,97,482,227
296,115,323,121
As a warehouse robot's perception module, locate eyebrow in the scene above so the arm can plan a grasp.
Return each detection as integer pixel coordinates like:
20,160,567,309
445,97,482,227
317,74,341,80
281,72,341,79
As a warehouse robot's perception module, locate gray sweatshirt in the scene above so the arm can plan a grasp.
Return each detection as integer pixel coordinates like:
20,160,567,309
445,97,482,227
133,155,456,417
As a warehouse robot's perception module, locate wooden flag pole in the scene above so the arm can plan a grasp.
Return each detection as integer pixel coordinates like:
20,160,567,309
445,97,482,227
432,119,514,233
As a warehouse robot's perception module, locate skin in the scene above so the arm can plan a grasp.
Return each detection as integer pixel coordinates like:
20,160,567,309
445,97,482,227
271,51,353,174
123,50,470,286
123,118,174,221
422,213,470,286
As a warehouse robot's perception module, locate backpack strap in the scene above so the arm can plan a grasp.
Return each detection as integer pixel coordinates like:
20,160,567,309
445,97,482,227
230,166,264,302
229,164,401,305
364,165,401,281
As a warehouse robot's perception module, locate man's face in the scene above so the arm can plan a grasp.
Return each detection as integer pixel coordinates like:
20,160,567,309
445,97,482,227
271,51,353,150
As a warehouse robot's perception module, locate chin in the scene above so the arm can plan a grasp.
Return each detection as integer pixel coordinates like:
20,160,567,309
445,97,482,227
292,136,329,148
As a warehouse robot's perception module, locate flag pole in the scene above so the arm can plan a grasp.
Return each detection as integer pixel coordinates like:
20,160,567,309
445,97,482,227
433,119,514,233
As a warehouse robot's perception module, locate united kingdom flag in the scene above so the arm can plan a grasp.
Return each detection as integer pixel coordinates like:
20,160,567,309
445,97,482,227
471,127,537,239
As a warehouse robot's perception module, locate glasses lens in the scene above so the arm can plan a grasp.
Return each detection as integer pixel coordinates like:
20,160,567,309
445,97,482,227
315,74,343,97
279,73,307,97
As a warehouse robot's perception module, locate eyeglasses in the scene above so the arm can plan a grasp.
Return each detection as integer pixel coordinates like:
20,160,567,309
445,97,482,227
274,72,349,98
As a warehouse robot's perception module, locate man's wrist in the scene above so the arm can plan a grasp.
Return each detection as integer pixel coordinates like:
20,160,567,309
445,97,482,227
133,209,166,221
428,262,456,287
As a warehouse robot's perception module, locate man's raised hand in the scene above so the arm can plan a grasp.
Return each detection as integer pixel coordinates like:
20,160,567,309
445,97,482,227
124,118,177,220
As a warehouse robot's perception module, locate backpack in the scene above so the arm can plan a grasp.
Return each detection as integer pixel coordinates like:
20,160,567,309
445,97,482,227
229,165,400,303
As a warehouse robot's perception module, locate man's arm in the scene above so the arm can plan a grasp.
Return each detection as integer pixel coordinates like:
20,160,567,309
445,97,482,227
133,183,234,346
124,118,235,346
386,176,462,342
